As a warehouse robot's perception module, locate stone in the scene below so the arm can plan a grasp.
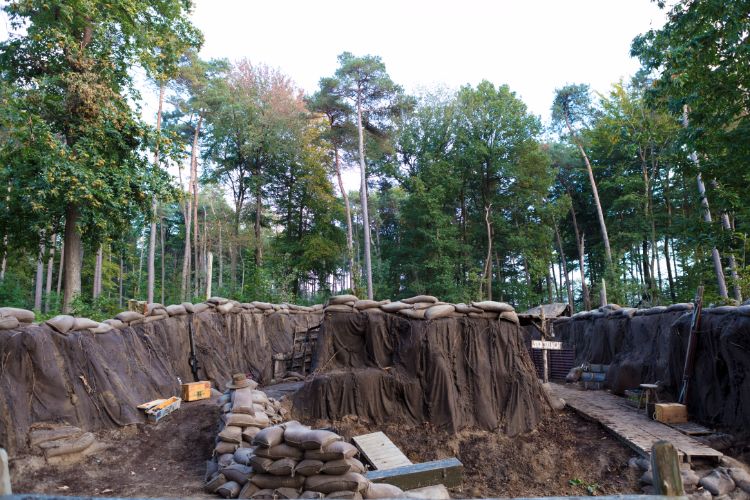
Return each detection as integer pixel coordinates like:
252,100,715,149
640,469,653,485
682,468,701,487
699,468,736,496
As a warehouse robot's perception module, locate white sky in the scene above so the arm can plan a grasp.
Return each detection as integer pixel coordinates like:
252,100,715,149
191,0,667,122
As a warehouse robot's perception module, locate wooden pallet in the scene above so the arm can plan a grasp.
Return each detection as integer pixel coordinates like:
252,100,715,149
352,431,413,470
551,383,722,463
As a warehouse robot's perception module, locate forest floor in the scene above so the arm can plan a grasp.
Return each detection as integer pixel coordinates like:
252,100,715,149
8,389,642,498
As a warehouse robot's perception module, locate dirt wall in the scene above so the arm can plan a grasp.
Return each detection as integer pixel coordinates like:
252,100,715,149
0,310,322,456
553,305,750,432
292,310,551,436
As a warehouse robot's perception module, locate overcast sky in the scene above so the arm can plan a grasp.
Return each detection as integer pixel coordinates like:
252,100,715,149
191,0,668,123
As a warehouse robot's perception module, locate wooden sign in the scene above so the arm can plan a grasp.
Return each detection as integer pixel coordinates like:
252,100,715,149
531,340,562,350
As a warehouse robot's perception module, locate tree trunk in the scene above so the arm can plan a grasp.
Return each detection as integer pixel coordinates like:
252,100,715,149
218,219,223,291
160,217,165,305
147,83,165,304
62,204,82,313
569,205,591,310
93,245,103,299
356,97,374,300
34,236,45,311
181,115,202,300
664,235,676,303
483,205,493,301
565,114,613,266
554,223,574,310
683,106,728,298
0,235,6,281
720,211,742,302
334,148,355,291
44,234,55,313
642,240,653,302
56,239,65,298
192,137,200,298
254,163,263,267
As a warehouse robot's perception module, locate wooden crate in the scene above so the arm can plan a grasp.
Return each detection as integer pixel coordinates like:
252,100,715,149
181,381,211,402
655,403,687,424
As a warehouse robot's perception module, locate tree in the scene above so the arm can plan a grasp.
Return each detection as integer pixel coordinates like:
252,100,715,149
335,52,403,300
0,0,201,312
308,77,358,293
553,85,614,269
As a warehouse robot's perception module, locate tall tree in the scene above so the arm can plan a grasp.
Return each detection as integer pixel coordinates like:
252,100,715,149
0,0,201,312
553,85,614,268
335,52,402,300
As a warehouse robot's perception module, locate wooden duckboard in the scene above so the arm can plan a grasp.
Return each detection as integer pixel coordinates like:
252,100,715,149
552,383,722,463
352,431,413,470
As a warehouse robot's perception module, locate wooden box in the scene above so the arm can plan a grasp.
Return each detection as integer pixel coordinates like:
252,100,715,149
654,403,687,423
181,381,211,402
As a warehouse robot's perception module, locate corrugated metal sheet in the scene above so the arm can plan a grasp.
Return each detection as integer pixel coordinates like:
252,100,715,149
526,341,576,380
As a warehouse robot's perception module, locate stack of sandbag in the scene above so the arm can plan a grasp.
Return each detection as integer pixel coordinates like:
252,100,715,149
213,374,286,458
0,306,34,330
206,419,404,499
323,295,359,314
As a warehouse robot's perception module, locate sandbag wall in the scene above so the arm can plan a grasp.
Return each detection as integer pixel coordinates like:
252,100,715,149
0,301,323,456
553,304,750,432
293,297,551,436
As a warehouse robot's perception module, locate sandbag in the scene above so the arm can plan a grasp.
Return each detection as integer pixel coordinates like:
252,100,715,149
239,482,260,499
222,463,253,485
471,301,514,313
328,295,359,305
217,302,236,314
232,388,260,414
216,441,238,455
305,473,368,494
468,311,498,319
252,301,274,310
401,295,437,304
275,487,303,499
218,454,235,467
253,426,285,448
255,443,304,460
219,426,243,444
364,482,405,499
251,473,305,490
295,459,324,476
0,307,34,323
327,491,363,500
326,305,354,313
398,308,425,320
166,304,187,316
305,442,358,462
250,490,275,500
499,311,519,325
40,431,95,458
242,427,262,442
424,304,455,320
267,457,297,476
250,455,275,473
401,485,450,500
193,303,210,313
208,297,230,305
234,448,255,466
46,315,75,334
181,302,195,313
454,303,481,314
143,313,168,324
115,310,144,323
321,459,351,475
0,316,19,330
103,318,125,329
353,299,390,310
300,492,324,499
72,317,100,330
90,322,114,334
380,301,411,312
217,481,241,498
299,429,342,450
29,425,82,447
205,473,227,493
227,412,269,428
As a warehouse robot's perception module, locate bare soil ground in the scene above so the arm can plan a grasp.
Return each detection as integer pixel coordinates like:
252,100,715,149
9,391,640,498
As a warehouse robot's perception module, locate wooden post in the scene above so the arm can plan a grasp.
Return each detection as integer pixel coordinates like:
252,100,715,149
206,252,213,300
541,309,549,383
600,279,607,307
0,447,11,495
651,441,685,496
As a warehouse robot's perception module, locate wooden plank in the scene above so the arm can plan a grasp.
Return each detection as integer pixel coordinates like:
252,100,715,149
551,383,722,463
352,431,412,470
366,458,463,490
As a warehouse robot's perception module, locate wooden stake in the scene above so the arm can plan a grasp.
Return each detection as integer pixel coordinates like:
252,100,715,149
0,447,11,495
651,440,685,496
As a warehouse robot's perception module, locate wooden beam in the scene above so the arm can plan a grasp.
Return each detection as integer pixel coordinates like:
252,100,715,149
366,458,463,490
